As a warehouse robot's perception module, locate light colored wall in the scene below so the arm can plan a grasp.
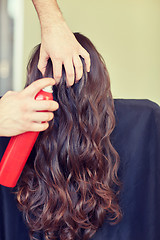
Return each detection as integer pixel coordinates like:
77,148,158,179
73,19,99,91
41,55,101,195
23,0,160,105
23,0,41,82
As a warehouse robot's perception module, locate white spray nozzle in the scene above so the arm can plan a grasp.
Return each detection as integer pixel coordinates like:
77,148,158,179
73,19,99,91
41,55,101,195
42,85,53,93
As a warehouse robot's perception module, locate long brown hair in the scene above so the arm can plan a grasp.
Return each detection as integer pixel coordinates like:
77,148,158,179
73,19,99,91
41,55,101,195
16,33,122,240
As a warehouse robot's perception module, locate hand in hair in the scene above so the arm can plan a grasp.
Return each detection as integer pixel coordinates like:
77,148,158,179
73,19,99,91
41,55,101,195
32,0,91,86
0,78,59,137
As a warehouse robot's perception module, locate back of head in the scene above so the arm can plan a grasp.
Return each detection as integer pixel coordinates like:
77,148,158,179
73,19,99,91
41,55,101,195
17,33,121,240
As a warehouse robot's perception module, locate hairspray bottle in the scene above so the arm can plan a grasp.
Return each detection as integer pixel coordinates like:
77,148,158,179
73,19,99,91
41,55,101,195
0,85,53,188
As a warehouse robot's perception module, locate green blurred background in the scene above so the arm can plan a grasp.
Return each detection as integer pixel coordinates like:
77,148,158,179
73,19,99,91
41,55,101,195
23,0,160,105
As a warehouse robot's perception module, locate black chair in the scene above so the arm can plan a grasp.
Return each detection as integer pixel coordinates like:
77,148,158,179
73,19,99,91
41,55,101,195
0,99,160,240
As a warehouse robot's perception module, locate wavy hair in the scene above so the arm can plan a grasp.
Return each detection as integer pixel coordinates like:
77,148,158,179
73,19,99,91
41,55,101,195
16,33,122,240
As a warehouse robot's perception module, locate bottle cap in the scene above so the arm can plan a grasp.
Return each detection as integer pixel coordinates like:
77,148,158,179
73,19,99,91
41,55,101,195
42,85,53,93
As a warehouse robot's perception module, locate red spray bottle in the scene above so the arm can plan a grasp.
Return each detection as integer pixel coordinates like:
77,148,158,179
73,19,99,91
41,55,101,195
0,85,53,188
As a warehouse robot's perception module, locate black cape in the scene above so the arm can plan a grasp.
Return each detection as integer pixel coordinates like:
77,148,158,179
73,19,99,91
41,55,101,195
0,99,160,240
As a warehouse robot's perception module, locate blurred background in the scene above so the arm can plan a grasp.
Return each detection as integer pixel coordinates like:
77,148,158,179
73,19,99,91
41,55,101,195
0,0,159,105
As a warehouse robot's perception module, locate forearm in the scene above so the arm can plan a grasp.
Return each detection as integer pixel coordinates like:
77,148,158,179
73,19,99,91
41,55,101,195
32,0,64,29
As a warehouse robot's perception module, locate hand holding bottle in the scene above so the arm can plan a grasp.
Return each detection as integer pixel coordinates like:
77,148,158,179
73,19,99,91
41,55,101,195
0,82,57,188
0,78,59,137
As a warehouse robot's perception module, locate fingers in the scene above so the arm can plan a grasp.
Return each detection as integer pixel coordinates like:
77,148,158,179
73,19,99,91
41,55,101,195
38,46,49,76
23,78,55,97
30,112,54,123
52,59,62,83
56,49,90,86
64,59,75,86
20,100,58,133
80,48,91,73
32,100,59,112
72,55,83,82
28,122,50,132
21,104,58,132
37,46,90,87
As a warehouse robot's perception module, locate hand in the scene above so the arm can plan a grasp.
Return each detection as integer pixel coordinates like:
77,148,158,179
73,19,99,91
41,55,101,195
0,78,59,137
38,21,91,86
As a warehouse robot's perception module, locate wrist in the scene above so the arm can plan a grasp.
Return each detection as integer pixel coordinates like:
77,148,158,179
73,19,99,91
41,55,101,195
32,0,64,29
41,18,67,37
40,11,64,31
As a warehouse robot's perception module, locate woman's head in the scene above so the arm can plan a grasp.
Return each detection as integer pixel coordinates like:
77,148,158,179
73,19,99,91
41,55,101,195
17,33,121,240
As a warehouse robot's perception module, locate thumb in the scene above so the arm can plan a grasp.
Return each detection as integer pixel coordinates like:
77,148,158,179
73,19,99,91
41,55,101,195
38,47,49,76
23,78,55,98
